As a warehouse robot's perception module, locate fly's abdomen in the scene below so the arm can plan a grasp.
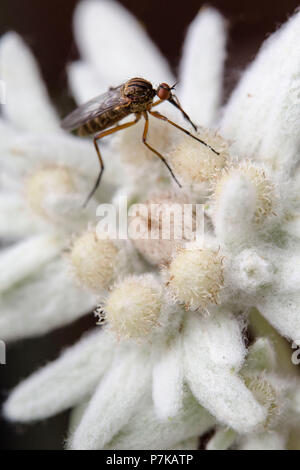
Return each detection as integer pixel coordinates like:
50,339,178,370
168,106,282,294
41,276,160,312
78,117,105,136
78,106,131,136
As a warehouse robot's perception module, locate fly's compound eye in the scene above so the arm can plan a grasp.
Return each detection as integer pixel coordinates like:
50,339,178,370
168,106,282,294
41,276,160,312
157,83,171,100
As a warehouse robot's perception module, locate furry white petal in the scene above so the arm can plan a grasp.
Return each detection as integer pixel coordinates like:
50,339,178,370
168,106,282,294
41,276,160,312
9,133,121,198
243,337,276,373
166,437,199,450
0,194,40,240
152,336,183,420
0,32,61,133
257,293,300,342
4,329,114,421
206,427,237,450
9,133,97,179
214,174,256,248
0,234,62,293
0,259,96,341
183,312,267,432
105,393,215,450
73,0,173,87
179,7,226,126
67,61,106,105
69,347,152,450
220,10,300,174
236,431,286,450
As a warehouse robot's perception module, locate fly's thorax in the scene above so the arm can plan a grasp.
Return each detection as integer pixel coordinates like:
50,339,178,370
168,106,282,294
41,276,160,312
124,78,155,112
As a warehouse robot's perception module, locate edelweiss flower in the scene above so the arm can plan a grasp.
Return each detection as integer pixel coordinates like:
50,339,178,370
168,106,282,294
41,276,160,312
4,274,266,450
3,0,300,451
0,31,131,341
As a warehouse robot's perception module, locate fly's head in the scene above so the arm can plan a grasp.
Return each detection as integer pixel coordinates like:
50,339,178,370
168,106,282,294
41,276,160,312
157,81,198,132
156,82,174,101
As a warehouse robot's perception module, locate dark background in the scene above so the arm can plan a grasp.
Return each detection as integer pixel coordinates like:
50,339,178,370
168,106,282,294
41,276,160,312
0,0,299,450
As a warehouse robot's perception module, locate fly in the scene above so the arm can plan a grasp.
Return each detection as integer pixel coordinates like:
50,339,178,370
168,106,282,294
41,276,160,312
61,77,220,206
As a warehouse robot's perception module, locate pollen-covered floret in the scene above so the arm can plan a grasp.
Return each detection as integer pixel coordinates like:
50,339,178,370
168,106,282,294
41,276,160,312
168,128,229,192
100,274,164,340
164,245,224,310
26,165,75,218
213,161,277,223
70,230,119,292
243,374,281,429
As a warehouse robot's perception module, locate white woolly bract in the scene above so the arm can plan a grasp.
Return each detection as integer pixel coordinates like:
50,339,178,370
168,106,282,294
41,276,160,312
257,293,300,342
4,329,114,421
0,193,40,240
179,7,227,126
183,312,267,432
242,337,276,374
0,259,96,341
0,32,61,133
236,431,287,450
220,9,300,176
213,172,257,248
206,427,237,450
0,234,62,293
152,336,184,420
68,347,152,450
67,60,104,104
73,0,173,88
105,392,215,450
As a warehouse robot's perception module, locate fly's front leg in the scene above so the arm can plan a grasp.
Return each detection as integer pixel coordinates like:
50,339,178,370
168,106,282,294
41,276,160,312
84,114,141,206
150,99,164,109
149,110,220,155
142,111,181,188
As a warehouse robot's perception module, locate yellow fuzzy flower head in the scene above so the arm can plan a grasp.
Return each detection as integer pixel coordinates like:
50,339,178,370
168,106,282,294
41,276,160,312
165,246,224,311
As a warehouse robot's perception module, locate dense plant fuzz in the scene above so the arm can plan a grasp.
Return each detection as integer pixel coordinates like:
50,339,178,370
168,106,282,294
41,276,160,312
2,0,300,451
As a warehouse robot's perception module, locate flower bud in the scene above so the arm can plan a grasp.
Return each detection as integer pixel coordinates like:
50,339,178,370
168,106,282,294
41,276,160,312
244,374,280,429
102,274,163,340
70,230,121,292
164,246,224,310
213,162,277,223
26,165,75,219
168,128,229,192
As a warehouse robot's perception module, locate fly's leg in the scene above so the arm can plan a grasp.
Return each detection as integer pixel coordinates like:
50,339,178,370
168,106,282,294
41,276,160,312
84,114,141,206
149,110,220,155
142,111,182,188
149,99,164,109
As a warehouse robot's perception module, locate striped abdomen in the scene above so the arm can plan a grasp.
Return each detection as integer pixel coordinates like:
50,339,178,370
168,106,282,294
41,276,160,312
78,105,131,136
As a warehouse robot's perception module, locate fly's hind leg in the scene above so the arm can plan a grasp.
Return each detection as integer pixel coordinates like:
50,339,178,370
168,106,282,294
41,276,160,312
83,114,141,206
142,111,181,188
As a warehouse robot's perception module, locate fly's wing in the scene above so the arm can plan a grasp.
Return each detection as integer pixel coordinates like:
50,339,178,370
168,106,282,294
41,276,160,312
61,85,130,132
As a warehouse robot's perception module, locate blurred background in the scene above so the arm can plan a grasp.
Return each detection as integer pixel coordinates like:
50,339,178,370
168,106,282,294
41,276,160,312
0,0,299,450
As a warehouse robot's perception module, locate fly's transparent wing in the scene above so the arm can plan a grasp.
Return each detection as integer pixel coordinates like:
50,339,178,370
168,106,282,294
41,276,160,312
61,85,130,131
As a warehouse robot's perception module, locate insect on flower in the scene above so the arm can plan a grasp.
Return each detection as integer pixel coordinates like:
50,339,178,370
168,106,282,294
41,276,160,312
61,77,220,205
